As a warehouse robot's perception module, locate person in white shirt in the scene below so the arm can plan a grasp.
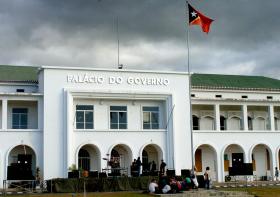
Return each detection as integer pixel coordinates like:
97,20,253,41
162,184,171,194
148,179,158,193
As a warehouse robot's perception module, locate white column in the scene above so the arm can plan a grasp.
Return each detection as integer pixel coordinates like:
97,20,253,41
166,97,175,169
66,91,74,177
2,98,7,130
242,105,248,131
244,152,249,163
215,104,220,131
269,105,275,131
216,154,224,182
217,151,224,182
37,98,43,130
271,151,277,179
0,152,3,188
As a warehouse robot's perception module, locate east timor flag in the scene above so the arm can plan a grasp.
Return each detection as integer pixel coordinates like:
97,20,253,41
188,3,214,34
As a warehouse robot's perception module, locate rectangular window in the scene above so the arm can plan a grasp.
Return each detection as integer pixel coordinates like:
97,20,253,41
143,106,159,129
12,108,28,129
110,106,127,129
76,105,94,129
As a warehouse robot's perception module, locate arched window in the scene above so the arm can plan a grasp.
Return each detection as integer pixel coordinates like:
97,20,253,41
255,117,266,130
200,116,214,130
220,116,226,130
78,149,90,171
192,115,199,130
228,117,241,130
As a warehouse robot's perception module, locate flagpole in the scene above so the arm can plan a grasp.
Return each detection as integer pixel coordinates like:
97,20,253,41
185,0,195,173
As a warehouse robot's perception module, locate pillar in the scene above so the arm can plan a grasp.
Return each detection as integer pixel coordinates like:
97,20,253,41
215,104,220,131
2,98,7,130
242,105,248,131
269,105,275,131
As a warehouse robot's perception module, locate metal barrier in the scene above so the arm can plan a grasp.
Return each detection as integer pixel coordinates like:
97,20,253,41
218,175,280,188
102,167,128,176
2,180,48,195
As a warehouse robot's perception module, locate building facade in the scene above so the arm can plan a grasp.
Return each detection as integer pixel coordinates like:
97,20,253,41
0,66,191,187
0,65,280,187
192,74,280,182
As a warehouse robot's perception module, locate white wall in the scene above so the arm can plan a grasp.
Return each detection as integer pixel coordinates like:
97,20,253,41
0,84,37,93
41,67,191,179
0,131,43,187
192,89,280,101
72,99,166,131
7,101,38,129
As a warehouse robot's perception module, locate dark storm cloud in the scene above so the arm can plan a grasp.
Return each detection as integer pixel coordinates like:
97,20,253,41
0,0,279,77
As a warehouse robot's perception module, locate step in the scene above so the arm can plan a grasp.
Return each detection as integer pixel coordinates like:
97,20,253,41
157,190,254,197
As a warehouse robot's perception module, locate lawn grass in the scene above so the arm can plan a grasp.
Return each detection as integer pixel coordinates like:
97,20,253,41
5,191,152,197
7,187,280,197
219,186,280,197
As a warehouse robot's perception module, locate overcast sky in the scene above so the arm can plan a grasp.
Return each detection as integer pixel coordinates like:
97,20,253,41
0,0,279,78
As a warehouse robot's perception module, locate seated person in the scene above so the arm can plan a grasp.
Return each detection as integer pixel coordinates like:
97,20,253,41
148,179,159,194
162,183,171,194
169,177,177,193
181,176,192,191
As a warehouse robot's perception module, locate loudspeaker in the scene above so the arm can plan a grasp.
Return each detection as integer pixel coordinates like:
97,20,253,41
196,175,205,188
18,154,32,169
229,163,253,176
89,171,99,178
99,172,107,178
166,169,175,177
243,163,253,175
181,169,191,177
7,165,18,180
7,163,34,180
68,170,79,178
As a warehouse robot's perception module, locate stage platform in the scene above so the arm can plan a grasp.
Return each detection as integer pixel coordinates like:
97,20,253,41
47,176,157,193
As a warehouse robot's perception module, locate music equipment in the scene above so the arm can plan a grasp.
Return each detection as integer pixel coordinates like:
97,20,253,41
229,163,253,176
89,171,99,178
181,169,191,177
166,169,175,177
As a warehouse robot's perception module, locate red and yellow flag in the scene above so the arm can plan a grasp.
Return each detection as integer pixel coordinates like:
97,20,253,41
188,3,214,34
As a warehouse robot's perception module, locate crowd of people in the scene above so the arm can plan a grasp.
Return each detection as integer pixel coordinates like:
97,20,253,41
148,166,212,194
131,158,167,176
131,157,212,194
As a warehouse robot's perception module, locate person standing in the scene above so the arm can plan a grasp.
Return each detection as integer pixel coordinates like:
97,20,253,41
204,166,211,189
275,167,279,181
160,159,167,176
136,157,142,177
191,166,199,189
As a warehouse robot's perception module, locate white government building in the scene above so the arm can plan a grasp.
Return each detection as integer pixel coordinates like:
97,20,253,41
0,65,280,187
